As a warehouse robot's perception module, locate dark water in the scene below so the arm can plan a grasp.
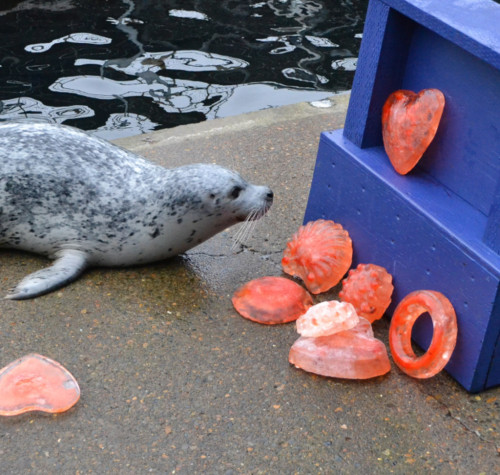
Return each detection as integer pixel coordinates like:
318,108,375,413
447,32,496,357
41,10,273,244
0,0,368,139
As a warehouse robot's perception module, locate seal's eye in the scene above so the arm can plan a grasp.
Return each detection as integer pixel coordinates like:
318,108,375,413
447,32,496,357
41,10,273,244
229,185,242,199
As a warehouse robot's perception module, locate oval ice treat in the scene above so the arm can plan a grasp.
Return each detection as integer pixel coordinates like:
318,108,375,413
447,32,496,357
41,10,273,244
0,354,80,416
382,88,445,175
232,276,313,324
282,219,353,294
296,300,359,337
389,290,457,378
289,318,391,379
339,263,394,323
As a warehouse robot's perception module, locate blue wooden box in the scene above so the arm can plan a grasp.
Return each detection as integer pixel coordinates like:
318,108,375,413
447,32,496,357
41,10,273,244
304,0,500,392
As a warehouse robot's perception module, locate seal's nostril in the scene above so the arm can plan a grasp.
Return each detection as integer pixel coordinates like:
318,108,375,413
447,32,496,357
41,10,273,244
267,191,274,200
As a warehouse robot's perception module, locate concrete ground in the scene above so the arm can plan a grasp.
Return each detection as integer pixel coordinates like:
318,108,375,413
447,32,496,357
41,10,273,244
1,94,499,473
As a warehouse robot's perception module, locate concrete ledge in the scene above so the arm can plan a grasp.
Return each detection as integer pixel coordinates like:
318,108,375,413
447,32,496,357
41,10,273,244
114,93,350,154
1,95,499,473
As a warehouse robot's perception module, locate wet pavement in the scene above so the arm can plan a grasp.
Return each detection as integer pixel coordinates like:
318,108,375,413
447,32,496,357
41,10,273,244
1,93,499,473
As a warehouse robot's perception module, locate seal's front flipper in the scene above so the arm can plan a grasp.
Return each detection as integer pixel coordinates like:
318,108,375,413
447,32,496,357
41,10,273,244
5,249,89,300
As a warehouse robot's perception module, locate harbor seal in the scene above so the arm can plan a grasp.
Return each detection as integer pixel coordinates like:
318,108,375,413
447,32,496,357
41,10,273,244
0,121,273,299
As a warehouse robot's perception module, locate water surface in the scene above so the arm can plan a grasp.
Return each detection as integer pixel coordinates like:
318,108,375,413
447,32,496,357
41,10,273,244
0,0,368,139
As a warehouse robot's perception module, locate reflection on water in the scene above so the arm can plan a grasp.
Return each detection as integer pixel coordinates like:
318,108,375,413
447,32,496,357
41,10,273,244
93,113,159,140
25,33,112,54
0,96,94,122
75,50,250,74
331,57,358,71
0,0,368,139
49,74,341,121
168,9,209,21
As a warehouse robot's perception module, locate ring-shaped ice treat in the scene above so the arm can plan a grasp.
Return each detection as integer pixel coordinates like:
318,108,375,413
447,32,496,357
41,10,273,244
389,290,457,378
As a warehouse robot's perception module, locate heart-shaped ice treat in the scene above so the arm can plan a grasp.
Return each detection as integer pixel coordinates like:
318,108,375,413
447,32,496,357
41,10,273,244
0,354,80,416
382,89,445,175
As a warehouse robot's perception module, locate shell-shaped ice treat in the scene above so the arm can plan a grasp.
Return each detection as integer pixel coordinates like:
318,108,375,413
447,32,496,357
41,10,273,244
339,264,394,323
296,300,359,337
282,220,353,294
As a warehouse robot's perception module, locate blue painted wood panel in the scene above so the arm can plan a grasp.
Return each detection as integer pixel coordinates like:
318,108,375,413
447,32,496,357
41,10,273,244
401,25,500,217
304,131,500,391
485,180,500,254
305,0,500,391
386,0,500,67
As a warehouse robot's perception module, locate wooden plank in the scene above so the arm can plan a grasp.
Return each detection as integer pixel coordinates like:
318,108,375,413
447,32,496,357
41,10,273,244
485,179,500,253
385,0,500,67
344,2,414,148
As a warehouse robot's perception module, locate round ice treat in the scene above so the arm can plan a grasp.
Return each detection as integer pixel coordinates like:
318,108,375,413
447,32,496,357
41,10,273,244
282,219,353,294
339,263,394,323
296,300,359,337
389,290,457,378
0,354,80,416
289,318,391,379
232,276,313,324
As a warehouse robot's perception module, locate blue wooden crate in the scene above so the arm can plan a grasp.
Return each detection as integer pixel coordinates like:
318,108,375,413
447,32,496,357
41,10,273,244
304,0,500,392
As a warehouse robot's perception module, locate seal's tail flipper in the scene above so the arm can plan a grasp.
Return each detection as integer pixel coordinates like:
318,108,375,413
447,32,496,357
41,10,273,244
5,249,89,300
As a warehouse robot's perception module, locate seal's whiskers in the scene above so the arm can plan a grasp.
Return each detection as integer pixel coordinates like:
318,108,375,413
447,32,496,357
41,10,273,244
231,207,268,251
231,210,258,250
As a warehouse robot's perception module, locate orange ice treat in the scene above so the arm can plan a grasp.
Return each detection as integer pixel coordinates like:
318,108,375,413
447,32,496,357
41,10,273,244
389,290,457,379
339,263,394,323
382,88,445,175
282,219,353,294
296,300,359,337
289,318,391,379
0,354,80,416
232,276,313,324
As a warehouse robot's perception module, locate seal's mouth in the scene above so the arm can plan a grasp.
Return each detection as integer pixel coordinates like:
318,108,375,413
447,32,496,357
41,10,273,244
236,188,273,222
240,200,273,222
237,209,266,223
232,204,271,249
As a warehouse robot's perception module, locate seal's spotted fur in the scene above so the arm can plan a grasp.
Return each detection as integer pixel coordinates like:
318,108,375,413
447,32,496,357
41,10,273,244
0,121,273,299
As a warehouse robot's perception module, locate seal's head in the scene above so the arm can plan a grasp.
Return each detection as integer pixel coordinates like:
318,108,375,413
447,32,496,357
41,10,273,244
172,164,273,225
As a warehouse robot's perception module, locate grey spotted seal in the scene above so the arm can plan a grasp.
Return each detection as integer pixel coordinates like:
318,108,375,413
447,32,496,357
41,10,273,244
0,121,273,299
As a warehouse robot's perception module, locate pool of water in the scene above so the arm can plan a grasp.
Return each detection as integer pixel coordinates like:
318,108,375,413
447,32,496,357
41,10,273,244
0,0,368,139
